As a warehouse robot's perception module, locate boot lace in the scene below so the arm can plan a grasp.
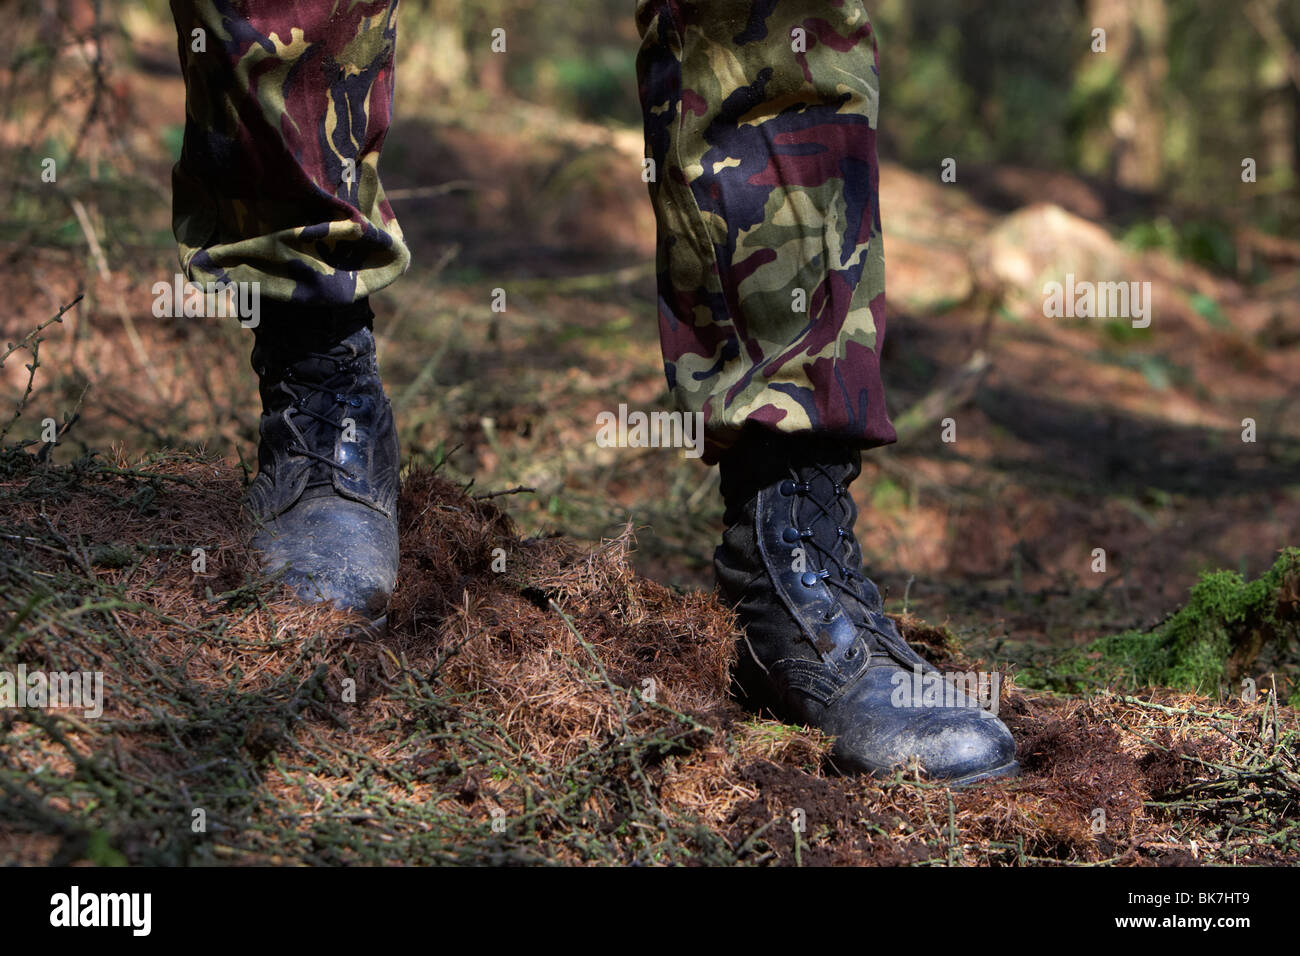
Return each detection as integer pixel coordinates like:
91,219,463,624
278,349,365,479
783,463,924,668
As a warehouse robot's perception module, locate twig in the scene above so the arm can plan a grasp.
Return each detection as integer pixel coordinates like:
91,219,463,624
472,485,536,500
68,197,110,281
1244,0,1300,93
891,350,992,446
0,294,82,368
382,180,480,201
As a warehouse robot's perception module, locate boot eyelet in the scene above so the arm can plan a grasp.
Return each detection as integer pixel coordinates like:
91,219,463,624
821,609,834,623
800,571,819,588
779,480,795,496
781,527,800,544
844,645,859,660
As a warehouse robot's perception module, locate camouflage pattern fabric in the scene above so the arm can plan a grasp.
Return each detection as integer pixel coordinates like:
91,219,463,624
169,0,409,306
635,0,895,461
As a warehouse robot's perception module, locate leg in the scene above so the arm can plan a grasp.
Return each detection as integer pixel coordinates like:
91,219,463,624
637,0,1017,782
171,0,405,627
636,0,891,464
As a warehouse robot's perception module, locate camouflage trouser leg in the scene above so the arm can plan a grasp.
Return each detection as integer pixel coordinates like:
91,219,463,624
169,0,409,307
635,0,894,463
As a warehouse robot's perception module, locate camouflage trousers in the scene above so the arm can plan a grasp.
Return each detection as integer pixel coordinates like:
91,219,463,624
170,0,894,459
168,0,407,305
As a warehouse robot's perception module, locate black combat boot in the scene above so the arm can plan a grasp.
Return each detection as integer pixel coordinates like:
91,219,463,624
245,300,400,632
715,428,1018,783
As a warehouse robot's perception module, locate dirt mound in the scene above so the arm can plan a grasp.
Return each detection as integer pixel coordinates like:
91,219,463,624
1,449,1297,865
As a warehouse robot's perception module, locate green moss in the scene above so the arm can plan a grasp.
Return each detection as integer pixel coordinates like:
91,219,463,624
1042,549,1300,695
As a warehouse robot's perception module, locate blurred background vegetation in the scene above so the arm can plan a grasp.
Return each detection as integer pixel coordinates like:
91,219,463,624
75,0,1298,206
396,0,1300,243
6,0,1297,268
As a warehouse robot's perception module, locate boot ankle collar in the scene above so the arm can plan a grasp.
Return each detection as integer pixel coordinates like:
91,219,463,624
719,428,861,511
251,299,375,361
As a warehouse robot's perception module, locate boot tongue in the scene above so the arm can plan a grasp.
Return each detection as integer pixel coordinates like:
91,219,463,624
292,346,353,486
255,328,372,488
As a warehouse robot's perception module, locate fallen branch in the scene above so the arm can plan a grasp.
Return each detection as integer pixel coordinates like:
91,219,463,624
891,349,992,446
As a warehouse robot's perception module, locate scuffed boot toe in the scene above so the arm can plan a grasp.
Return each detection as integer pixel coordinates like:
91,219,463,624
829,692,1018,783
253,492,398,623
908,712,1018,784
919,708,1018,783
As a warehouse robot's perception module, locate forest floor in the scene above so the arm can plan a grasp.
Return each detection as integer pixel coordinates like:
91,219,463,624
2,23,1300,865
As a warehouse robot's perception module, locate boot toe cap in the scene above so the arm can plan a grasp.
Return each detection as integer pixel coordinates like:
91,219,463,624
835,707,1018,782
251,494,398,622
822,671,1019,782
901,711,1018,782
